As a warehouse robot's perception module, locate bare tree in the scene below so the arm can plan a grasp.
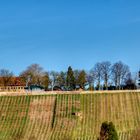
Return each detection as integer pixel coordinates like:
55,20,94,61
42,72,50,90
87,69,95,90
94,63,102,90
56,71,66,88
101,61,111,90
111,61,130,90
49,71,59,91
124,72,137,89
20,64,44,86
132,72,139,89
0,69,13,87
77,70,87,89
74,70,80,86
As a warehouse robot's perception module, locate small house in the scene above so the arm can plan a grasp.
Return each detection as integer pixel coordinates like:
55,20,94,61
25,85,44,92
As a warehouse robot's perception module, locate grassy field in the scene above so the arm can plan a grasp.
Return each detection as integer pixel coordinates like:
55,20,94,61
0,92,140,140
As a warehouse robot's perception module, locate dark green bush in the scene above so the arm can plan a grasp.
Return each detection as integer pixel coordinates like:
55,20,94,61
98,121,118,140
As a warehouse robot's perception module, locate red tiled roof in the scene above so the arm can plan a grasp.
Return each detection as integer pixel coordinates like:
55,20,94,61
0,77,26,86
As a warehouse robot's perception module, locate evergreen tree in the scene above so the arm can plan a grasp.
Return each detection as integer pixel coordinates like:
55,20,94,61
66,66,75,90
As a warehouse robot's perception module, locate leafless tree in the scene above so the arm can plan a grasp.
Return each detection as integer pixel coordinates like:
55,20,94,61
0,69,13,87
57,71,66,88
124,72,137,89
101,61,111,90
49,71,59,90
94,63,102,90
41,72,50,90
111,61,130,90
74,70,80,86
20,64,44,86
77,70,87,89
87,69,95,90
132,72,139,89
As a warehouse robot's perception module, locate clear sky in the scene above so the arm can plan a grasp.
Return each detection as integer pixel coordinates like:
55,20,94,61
0,0,140,75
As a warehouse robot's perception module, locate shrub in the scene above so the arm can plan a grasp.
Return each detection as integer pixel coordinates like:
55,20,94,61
98,122,118,140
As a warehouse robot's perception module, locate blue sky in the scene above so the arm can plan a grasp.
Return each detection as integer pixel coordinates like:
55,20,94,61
0,0,140,75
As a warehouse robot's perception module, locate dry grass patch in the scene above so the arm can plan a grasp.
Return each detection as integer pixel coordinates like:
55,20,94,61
28,96,55,122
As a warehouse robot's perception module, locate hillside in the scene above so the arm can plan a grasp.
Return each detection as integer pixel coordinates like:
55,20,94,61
0,92,140,140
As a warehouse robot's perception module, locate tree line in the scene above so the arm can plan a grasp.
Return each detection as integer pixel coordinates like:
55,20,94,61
0,61,138,91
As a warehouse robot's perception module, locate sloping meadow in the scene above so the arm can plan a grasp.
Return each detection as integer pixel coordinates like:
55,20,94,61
0,92,140,140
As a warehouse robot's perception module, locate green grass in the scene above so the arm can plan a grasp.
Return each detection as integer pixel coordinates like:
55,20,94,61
0,96,30,140
0,92,140,140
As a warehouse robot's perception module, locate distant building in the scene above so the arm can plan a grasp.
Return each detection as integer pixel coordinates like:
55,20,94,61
0,77,26,92
25,85,44,92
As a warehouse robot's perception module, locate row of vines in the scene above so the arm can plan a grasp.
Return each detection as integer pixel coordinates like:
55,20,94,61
0,92,140,140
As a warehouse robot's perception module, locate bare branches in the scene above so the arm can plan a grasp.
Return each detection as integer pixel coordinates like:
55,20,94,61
20,64,48,88
0,61,133,91
111,61,130,90
101,61,111,90
94,63,102,90
0,69,13,87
